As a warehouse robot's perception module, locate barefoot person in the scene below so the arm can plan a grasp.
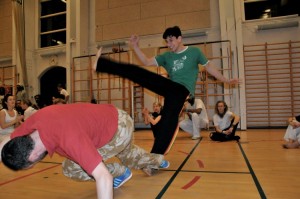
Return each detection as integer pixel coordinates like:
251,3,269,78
283,115,300,149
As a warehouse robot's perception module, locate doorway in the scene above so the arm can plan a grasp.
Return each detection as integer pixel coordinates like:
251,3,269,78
40,66,66,106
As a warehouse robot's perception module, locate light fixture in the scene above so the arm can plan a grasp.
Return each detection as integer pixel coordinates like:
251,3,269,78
0,56,12,62
264,9,271,13
182,29,208,38
256,21,299,31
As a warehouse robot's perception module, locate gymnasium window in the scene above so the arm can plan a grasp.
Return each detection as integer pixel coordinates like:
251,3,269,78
40,0,66,48
244,0,300,20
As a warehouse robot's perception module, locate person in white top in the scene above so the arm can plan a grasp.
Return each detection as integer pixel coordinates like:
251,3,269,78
179,98,208,140
282,115,300,149
0,94,23,141
20,99,38,121
210,100,240,142
57,84,69,103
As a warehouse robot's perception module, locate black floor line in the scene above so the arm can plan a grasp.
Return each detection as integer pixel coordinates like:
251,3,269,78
155,137,202,199
40,161,62,165
162,169,250,174
238,142,267,199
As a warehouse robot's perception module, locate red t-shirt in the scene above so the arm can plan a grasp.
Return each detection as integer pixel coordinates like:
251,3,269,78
11,103,118,175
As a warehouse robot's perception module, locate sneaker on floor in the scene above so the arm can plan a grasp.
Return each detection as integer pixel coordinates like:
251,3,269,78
159,160,170,169
192,136,201,140
113,167,132,189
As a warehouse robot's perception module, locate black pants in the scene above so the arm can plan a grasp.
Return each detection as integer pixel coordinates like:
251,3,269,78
97,57,189,154
210,120,239,142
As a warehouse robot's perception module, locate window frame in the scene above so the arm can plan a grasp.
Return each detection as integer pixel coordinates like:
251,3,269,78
39,0,66,48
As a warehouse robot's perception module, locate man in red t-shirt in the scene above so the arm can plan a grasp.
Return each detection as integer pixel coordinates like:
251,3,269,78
0,103,168,199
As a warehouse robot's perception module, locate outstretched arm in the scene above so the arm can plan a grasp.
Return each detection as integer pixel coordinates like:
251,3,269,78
92,161,113,199
205,62,241,84
129,35,157,66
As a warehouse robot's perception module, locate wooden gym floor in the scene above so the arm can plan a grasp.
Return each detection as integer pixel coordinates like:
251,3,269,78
1,129,299,199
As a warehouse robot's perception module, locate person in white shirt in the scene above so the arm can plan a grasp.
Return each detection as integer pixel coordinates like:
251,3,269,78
179,98,208,140
282,115,300,149
210,100,240,142
57,84,69,103
20,99,38,121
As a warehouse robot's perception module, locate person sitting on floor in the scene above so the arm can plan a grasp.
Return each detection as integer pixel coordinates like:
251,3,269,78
210,100,240,142
179,97,208,140
282,115,300,149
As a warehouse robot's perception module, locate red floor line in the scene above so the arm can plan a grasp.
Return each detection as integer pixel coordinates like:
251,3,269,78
181,176,201,190
197,160,204,168
178,150,189,155
0,164,60,186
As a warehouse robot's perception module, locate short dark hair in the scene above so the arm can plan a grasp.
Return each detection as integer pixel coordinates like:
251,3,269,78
1,136,35,170
163,26,182,39
17,84,24,91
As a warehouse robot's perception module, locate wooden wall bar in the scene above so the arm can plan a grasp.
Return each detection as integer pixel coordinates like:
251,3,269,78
244,41,300,128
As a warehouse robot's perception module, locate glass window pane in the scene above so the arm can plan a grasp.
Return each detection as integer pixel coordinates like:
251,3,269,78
41,31,66,48
40,0,66,48
41,14,66,32
244,0,299,20
41,0,66,16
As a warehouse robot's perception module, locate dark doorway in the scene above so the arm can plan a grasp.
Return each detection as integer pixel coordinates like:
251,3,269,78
40,66,66,106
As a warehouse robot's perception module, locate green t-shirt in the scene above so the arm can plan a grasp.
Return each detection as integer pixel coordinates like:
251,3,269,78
155,46,208,96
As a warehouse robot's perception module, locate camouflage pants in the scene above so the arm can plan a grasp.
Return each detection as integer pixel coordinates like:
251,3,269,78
0,134,8,143
62,109,164,181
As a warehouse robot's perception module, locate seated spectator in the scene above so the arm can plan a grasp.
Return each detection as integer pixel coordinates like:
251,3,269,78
282,115,300,149
179,98,208,140
20,99,38,121
210,100,240,142
0,94,23,142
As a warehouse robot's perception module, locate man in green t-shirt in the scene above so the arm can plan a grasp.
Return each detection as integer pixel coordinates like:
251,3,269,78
94,26,239,155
